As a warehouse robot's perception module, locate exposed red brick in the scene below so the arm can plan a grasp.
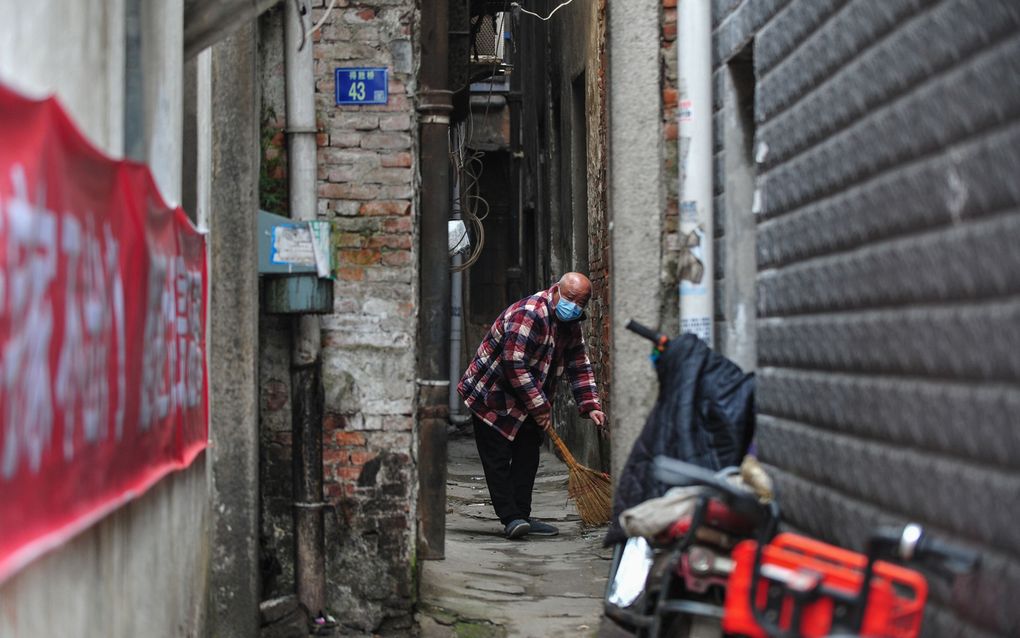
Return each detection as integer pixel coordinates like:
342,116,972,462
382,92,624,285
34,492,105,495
335,431,367,447
381,251,412,267
360,200,411,216
337,266,366,281
356,8,376,20
663,121,678,141
381,151,413,168
367,234,413,250
324,483,355,500
663,88,678,105
263,380,289,412
349,450,377,465
383,217,413,233
663,24,677,41
323,414,348,431
339,248,382,266
335,467,362,481
323,448,348,465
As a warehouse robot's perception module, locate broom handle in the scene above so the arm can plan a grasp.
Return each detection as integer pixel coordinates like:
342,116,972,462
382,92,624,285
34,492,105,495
545,427,579,469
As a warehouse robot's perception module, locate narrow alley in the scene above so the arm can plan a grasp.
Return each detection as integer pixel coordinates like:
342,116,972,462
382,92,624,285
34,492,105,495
418,436,610,638
1,1,1020,638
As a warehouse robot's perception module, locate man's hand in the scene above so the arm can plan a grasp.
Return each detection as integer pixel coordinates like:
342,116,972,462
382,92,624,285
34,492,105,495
534,411,553,432
589,410,608,438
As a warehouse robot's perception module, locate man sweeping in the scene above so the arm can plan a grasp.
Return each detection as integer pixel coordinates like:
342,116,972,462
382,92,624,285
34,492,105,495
457,272,608,539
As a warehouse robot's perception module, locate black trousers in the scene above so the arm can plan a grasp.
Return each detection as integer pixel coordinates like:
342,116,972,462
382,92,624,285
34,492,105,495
473,414,543,525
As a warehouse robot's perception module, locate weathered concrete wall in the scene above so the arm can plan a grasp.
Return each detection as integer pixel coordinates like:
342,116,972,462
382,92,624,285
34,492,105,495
0,460,209,638
712,1,1020,635
257,1,421,632
138,0,184,202
0,3,211,637
607,0,665,476
206,21,262,638
257,4,296,605
0,0,126,156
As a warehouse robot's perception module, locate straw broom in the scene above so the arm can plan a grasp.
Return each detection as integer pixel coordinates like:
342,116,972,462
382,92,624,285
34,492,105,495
546,427,613,525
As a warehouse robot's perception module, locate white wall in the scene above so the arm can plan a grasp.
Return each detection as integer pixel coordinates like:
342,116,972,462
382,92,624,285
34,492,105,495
0,0,126,156
0,2,210,636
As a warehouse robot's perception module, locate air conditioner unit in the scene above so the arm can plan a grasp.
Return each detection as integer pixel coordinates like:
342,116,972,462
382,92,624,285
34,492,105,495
471,12,507,64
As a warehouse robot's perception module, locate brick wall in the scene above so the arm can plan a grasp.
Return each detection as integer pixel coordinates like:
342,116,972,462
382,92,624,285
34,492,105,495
659,0,682,335
713,1,1020,635
315,1,419,632
586,0,611,429
258,1,420,633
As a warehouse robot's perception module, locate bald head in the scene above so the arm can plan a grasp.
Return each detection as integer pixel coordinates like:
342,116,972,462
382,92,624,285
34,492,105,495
557,272,592,307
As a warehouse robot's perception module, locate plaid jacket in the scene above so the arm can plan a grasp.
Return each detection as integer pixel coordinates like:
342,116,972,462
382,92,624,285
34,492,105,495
458,286,602,440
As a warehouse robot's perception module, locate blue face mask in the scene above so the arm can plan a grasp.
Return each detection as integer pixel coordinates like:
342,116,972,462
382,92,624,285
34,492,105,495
555,298,583,322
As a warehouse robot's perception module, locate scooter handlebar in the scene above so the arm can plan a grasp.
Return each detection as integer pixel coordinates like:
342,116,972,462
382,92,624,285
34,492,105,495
626,319,666,344
917,535,981,574
870,524,981,576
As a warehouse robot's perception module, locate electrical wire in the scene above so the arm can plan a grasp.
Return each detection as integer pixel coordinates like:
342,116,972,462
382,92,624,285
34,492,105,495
450,1,514,273
449,122,489,272
511,0,580,21
309,0,337,36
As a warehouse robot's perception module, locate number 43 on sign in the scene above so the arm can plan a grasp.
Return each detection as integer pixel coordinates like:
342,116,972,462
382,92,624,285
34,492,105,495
335,67,389,106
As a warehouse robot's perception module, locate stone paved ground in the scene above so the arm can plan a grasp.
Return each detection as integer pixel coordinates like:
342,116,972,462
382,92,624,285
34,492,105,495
418,434,620,638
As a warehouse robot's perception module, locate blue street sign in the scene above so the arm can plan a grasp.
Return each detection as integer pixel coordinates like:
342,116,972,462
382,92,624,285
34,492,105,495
335,67,389,105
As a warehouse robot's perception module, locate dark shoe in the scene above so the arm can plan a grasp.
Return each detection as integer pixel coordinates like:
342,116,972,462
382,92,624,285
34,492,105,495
527,519,559,536
504,518,531,539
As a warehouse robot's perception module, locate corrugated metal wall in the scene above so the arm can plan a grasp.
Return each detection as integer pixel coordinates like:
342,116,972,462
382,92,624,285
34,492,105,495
712,1,1020,636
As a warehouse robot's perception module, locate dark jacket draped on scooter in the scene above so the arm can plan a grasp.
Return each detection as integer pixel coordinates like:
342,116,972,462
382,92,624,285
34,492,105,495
604,334,755,546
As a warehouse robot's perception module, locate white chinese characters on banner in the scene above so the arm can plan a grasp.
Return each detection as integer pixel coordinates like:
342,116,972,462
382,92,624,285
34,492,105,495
139,255,205,431
2,166,57,479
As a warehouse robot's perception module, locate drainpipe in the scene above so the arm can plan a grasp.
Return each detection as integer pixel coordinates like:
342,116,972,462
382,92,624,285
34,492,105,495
449,176,471,425
285,0,326,617
418,0,452,560
677,0,714,346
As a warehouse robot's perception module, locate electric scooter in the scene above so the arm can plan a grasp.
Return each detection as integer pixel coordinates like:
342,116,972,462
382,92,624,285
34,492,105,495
603,320,980,638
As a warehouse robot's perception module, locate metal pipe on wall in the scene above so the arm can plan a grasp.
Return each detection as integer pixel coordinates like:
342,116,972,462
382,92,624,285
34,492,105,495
677,0,714,346
284,0,326,617
449,176,471,426
417,0,453,561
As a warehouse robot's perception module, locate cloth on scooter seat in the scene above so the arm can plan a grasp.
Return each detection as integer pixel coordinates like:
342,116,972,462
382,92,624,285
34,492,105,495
619,485,703,538
604,334,755,547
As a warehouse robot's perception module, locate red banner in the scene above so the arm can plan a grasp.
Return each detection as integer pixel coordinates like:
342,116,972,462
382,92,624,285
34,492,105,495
0,86,208,582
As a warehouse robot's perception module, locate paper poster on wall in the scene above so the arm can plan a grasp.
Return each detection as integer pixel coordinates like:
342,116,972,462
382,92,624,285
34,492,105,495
678,226,707,296
681,316,713,346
